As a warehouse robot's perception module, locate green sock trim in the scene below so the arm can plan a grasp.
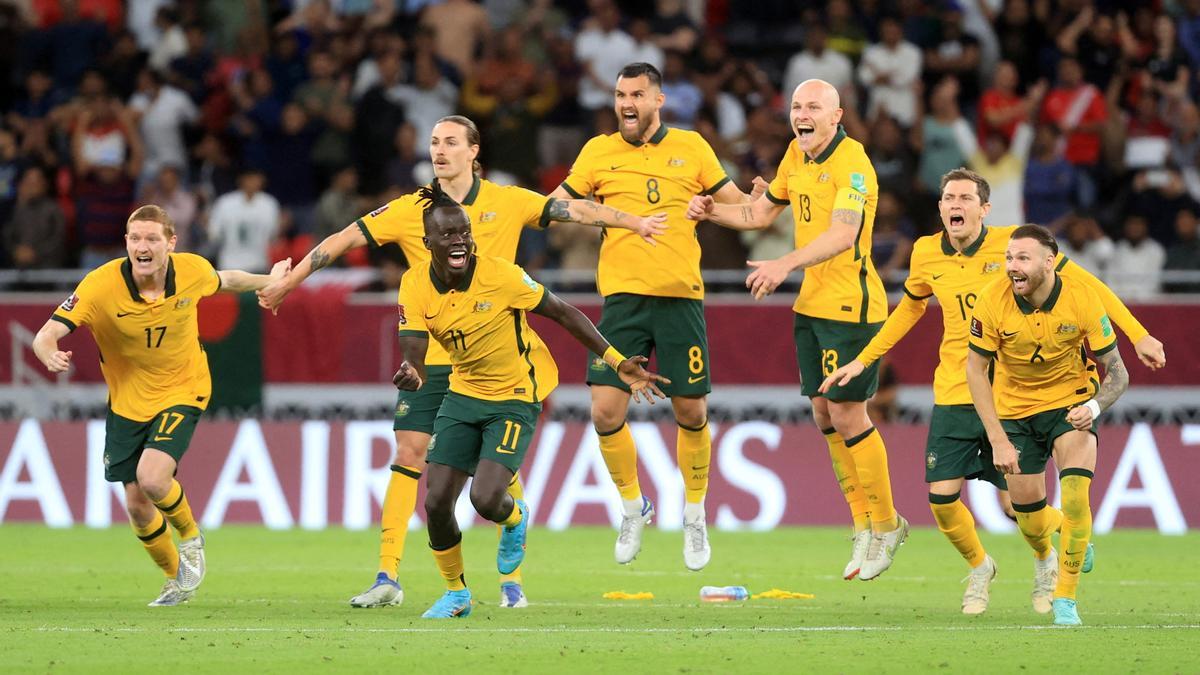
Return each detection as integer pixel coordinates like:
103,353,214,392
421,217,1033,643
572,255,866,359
1059,468,1094,479
843,427,876,448
391,464,423,479
1012,499,1048,513
928,492,961,505
596,422,628,437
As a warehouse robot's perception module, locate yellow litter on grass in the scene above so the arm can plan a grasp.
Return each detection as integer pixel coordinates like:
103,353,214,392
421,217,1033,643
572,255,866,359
603,591,655,600
751,589,815,600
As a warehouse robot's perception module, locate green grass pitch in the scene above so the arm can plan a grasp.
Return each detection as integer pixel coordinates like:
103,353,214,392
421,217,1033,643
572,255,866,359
1,525,1197,673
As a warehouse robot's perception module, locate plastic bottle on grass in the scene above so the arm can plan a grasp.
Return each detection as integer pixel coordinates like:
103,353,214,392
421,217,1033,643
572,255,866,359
700,585,749,602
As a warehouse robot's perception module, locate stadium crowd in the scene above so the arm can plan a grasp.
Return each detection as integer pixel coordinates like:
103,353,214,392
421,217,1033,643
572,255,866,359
0,0,1198,293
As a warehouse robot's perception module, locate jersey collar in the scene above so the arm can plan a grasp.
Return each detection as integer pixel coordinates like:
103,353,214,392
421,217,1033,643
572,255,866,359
624,123,669,148
804,125,847,164
1013,273,1062,314
429,255,477,294
120,256,177,302
461,175,481,206
940,225,988,257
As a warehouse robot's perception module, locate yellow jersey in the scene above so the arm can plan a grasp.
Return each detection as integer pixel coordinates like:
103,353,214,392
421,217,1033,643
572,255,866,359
560,125,729,300
357,176,552,366
51,254,221,421
397,255,559,403
858,224,1149,405
766,126,887,323
968,273,1118,418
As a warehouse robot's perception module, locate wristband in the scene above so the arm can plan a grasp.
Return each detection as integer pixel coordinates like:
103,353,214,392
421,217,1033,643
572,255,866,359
1082,399,1101,420
602,346,626,370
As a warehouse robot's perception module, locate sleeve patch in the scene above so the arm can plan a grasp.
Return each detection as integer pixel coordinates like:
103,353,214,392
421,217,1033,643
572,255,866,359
397,304,407,326
1100,315,1112,338
59,293,79,312
850,172,868,195
368,204,389,218
522,272,539,291
970,317,983,338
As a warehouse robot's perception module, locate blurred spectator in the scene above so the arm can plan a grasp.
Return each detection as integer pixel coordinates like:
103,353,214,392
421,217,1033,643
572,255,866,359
462,67,555,186
0,128,22,226
913,77,972,198
75,164,135,269
420,0,491,79
993,0,1045,89
207,167,280,273
782,23,854,107
127,0,170,51
966,123,1033,226
627,19,665,72
101,30,147,101
1058,6,1121,89
137,164,198,253
353,51,406,196
867,359,899,423
1040,57,1105,204
659,51,701,129
266,103,320,235
314,165,361,244
858,16,923,128
473,26,538,98
1023,124,1078,228
148,6,187,73
266,31,308,103
871,191,914,290
537,32,585,169
1108,214,1165,298
1143,14,1191,102
168,23,215,105
1169,102,1200,171
1059,213,1115,278
38,0,110,90
351,30,404,100
7,70,60,136
649,0,698,53
192,132,237,211
129,68,199,184
3,166,66,268
387,124,423,193
825,0,868,62
868,114,918,207
696,72,746,143
575,0,635,128
390,54,459,156
977,61,1045,144
228,68,282,175
923,6,982,109
1164,208,1200,293
547,219,601,277
291,50,347,128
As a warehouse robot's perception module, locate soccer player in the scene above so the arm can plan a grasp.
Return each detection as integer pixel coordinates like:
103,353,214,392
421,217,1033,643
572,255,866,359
257,115,665,608
689,79,904,580
396,184,667,618
31,205,292,606
820,168,1165,614
966,224,1131,626
548,62,763,570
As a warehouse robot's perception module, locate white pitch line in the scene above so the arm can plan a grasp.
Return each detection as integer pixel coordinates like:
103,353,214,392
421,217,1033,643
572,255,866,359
23,624,1200,635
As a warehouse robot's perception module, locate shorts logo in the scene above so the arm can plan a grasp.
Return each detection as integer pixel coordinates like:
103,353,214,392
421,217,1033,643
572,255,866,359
368,204,389,218
849,172,868,195
395,401,411,417
590,356,608,371
60,293,79,311
521,272,539,291
427,434,437,451
474,301,492,313
1100,315,1113,338
174,297,192,310
926,452,937,470
397,304,407,325
668,157,686,167
1056,323,1078,335
970,317,983,338
983,262,1001,274
480,211,497,223
103,452,111,467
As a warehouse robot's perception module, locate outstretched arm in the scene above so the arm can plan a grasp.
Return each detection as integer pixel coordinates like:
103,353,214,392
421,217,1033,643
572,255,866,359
219,258,292,293
32,319,73,373
531,290,669,403
544,198,667,245
687,191,783,231
1059,258,1164,369
744,207,860,300
257,223,368,312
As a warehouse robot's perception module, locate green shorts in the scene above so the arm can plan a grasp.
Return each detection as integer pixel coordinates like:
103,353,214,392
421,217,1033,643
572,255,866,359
925,405,1007,489
428,391,543,475
1001,406,1098,475
586,293,711,397
793,313,883,401
104,405,203,483
393,365,452,433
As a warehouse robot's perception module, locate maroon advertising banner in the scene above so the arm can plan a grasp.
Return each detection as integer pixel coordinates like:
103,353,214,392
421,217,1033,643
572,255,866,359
1,421,1194,534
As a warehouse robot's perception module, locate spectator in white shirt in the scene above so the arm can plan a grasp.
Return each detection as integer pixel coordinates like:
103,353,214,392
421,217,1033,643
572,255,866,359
388,54,458,157
575,0,636,124
628,19,665,73
783,23,854,109
1108,214,1166,299
1059,213,1115,279
129,68,198,184
148,7,188,72
858,16,923,128
207,168,281,273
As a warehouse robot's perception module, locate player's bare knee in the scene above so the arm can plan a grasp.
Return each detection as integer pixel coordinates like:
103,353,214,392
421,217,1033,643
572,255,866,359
423,487,455,522
828,401,871,437
590,405,626,434
393,444,428,469
672,396,707,430
468,482,507,521
134,471,170,501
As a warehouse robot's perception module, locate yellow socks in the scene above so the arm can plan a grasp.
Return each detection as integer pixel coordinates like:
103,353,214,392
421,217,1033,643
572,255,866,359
133,512,178,577
929,493,986,568
498,473,525,585
598,422,641,501
1013,499,1058,560
823,427,871,531
844,427,897,531
1056,469,1094,600
500,500,523,528
153,479,199,540
677,421,711,505
378,464,422,579
431,540,467,591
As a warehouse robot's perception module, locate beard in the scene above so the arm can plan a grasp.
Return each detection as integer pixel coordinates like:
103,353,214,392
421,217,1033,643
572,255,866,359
618,111,652,143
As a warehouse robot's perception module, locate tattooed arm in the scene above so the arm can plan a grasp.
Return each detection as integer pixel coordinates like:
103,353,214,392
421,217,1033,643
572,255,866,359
744,207,861,300
686,192,784,230
1065,347,1130,430
257,222,369,312
543,198,668,244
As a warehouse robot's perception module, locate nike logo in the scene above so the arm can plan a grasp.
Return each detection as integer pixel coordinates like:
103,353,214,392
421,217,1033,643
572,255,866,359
932,273,945,280
609,165,625,171
687,375,706,384
1002,330,1019,337
424,313,438,320
495,446,516,455
1065,550,1085,556
117,312,133,318
691,464,709,471
152,435,172,442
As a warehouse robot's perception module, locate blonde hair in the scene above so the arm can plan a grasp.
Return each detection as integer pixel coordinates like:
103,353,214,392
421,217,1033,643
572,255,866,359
127,204,176,238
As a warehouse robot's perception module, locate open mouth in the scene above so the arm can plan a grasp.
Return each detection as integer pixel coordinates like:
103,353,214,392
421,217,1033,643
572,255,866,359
621,109,639,129
447,248,468,268
1009,273,1029,291
949,215,965,227
796,123,814,140
135,254,153,265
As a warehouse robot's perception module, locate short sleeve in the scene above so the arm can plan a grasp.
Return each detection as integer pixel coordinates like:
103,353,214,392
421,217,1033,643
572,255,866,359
766,142,796,205
396,269,428,337
968,294,1000,358
902,247,933,301
505,185,555,230
1080,287,1118,357
51,271,102,331
356,196,417,248
193,255,221,297
694,135,731,195
501,262,546,311
560,138,601,199
831,152,877,218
